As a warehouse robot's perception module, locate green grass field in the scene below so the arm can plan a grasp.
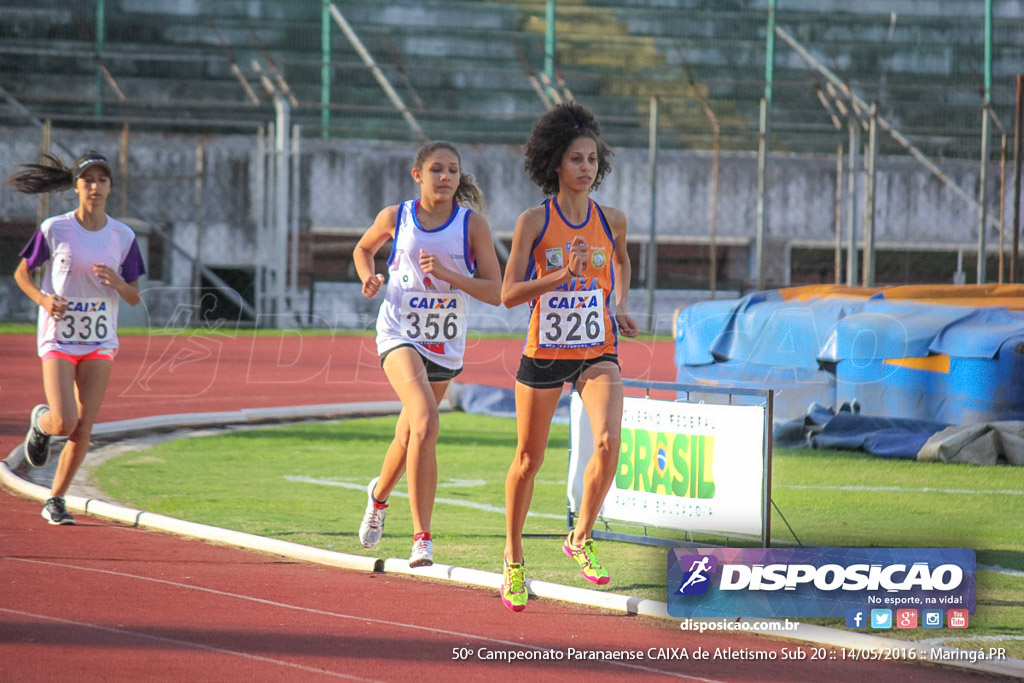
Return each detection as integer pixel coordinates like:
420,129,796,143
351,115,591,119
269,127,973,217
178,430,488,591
94,412,1024,657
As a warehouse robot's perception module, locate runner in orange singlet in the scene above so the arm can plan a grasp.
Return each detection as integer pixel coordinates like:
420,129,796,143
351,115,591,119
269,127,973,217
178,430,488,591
499,103,639,612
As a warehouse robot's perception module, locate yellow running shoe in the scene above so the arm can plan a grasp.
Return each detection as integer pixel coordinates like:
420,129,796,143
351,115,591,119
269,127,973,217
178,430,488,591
563,531,610,585
501,561,527,612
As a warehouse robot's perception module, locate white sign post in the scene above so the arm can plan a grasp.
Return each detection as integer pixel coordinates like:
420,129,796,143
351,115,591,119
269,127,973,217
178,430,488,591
568,381,773,546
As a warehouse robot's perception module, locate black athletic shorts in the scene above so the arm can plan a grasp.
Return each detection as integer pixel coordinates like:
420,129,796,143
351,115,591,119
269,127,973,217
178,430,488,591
380,344,462,382
515,354,619,390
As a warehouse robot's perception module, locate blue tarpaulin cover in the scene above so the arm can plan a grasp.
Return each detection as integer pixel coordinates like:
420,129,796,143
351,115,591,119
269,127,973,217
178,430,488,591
675,286,1024,461
773,402,948,459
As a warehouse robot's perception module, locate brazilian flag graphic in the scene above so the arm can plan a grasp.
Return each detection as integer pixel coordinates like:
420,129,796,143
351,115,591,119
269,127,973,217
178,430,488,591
616,429,716,499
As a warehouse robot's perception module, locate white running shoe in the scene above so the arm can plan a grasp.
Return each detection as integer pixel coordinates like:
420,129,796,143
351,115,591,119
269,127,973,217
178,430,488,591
358,477,387,549
409,538,433,568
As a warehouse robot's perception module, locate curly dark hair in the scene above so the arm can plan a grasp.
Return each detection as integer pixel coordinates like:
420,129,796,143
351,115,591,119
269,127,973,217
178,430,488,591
523,102,613,196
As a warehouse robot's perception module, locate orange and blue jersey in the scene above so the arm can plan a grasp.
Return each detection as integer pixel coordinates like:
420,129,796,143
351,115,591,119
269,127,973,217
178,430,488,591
523,197,618,359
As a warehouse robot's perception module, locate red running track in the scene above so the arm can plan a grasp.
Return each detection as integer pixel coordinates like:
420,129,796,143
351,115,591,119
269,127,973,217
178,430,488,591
0,332,1004,682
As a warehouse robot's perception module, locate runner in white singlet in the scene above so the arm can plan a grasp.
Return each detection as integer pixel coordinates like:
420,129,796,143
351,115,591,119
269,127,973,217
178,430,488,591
374,198,476,371
352,141,501,568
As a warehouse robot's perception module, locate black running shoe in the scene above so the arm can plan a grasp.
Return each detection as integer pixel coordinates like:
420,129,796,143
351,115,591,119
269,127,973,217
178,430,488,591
41,497,75,526
23,404,52,468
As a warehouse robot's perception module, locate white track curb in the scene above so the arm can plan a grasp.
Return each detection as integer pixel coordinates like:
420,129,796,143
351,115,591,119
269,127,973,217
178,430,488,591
2,403,1022,679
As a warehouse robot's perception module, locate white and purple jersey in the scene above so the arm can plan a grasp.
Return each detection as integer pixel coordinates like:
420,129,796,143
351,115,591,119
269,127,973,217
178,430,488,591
376,199,476,370
19,211,146,357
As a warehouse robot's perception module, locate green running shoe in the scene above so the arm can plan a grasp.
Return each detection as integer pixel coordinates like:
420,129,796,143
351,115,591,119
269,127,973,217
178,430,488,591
501,561,527,612
563,531,610,585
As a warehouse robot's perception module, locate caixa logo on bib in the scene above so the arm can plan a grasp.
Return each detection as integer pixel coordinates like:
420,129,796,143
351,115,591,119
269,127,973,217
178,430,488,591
406,296,459,309
546,293,601,310
666,548,976,618
68,299,108,312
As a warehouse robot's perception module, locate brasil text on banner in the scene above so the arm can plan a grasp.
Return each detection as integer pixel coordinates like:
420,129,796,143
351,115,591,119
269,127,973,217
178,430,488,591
569,393,766,538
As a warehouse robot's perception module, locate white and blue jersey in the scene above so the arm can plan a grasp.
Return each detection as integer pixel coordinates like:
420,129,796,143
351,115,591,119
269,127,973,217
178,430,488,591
19,211,145,357
376,199,476,370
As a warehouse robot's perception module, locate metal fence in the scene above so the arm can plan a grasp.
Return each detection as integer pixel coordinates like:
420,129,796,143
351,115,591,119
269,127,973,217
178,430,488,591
0,122,268,328
3,1,1024,330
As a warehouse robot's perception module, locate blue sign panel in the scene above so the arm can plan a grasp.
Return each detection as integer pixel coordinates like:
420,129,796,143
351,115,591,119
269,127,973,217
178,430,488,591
667,547,975,618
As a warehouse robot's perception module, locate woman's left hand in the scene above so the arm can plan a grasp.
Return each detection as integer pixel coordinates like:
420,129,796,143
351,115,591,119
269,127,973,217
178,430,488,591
92,263,123,289
616,312,641,338
419,249,454,281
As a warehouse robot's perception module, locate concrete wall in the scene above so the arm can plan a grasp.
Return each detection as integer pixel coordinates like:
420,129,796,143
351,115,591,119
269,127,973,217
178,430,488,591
300,139,990,246
0,127,1000,329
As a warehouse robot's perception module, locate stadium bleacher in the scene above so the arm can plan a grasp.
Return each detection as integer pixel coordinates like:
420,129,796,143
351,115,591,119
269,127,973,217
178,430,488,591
1,0,1021,157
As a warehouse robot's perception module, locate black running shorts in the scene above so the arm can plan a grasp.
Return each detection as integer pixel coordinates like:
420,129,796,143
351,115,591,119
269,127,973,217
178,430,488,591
380,344,462,382
515,354,619,390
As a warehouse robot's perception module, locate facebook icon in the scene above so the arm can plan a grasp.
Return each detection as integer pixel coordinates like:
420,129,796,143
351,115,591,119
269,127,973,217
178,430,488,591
845,609,867,629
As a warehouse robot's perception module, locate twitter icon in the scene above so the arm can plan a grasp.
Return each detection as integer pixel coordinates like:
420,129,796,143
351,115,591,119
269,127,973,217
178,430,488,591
870,609,893,629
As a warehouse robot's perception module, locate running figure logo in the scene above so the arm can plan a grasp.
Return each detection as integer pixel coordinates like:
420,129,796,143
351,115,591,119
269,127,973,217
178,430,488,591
676,554,718,596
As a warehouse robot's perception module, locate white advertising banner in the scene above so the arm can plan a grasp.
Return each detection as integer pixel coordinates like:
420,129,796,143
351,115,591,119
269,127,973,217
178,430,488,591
569,393,766,537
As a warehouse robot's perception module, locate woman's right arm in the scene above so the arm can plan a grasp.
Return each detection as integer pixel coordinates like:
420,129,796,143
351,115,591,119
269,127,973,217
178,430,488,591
14,259,65,319
353,206,398,297
501,207,578,308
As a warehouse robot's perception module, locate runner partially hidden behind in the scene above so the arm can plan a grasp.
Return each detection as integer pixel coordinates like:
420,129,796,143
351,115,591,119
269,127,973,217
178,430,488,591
353,141,501,568
499,103,639,611
9,151,146,525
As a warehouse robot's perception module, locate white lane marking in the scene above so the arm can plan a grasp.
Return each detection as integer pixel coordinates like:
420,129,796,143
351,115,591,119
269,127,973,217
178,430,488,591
778,484,1024,496
284,476,564,520
0,606,376,681
286,477,565,487
978,564,1024,578
439,479,488,487
2,557,721,682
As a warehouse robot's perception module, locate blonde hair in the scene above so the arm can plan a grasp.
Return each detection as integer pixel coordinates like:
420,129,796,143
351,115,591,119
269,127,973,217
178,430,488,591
414,141,487,214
